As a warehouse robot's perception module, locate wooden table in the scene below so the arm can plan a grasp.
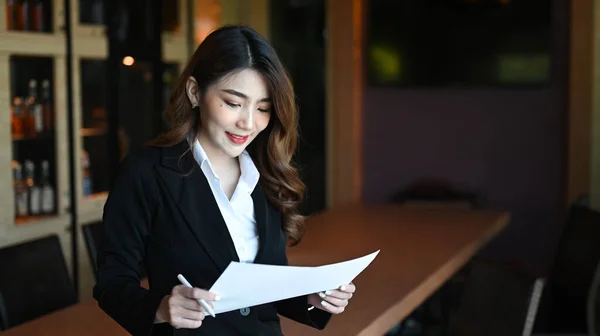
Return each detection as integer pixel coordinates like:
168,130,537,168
281,204,509,336
2,280,150,336
1,300,127,336
2,204,508,336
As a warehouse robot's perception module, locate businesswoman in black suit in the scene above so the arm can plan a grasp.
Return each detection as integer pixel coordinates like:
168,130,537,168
93,25,356,335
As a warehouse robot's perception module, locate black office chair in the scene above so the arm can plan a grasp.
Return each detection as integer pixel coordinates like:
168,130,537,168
449,201,600,336
82,221,104,278
82,221,147,280
532,202,600,334
0,291,8,330
0,234,77,330
587,262,600,336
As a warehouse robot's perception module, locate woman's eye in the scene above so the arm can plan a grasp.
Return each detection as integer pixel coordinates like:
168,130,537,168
258,108,271,113
225,101,240,108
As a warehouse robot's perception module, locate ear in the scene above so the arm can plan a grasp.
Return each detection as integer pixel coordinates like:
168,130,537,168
186,76,201,107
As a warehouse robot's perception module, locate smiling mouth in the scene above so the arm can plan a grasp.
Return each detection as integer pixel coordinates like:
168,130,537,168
226,132,249,145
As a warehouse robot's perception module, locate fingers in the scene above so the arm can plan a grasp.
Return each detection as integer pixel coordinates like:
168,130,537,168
166,297,206,329
172,295,213,312
166,285,218,329
321,289,353,300
318,298,346,314
339,283,356,293
169,316,204,329
319,293,349,308
172,285,220,302
171,305,206,321
316,283,356,314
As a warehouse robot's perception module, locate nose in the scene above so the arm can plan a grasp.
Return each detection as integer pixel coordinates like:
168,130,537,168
237,108,254,131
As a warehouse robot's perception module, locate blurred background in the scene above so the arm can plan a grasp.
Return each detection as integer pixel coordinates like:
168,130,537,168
0,0,599,335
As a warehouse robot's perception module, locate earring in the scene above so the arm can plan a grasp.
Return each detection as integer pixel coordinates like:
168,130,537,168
192,105,200,113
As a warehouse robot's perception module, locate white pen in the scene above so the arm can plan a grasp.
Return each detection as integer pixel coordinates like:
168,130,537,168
177,274,217,318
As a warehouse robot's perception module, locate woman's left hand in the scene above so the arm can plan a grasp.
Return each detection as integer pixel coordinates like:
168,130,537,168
308,283,356,314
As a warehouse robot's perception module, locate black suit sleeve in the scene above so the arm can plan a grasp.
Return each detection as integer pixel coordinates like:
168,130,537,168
275,253,332,329
276,295,331,330
93,156,164,336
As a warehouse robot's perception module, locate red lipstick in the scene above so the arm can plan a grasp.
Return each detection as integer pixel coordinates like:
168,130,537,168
226,132,248,145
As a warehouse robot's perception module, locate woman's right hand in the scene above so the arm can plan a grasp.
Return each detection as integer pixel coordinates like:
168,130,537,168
155,285,220,329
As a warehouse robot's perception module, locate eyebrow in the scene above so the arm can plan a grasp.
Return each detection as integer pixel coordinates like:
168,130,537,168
221,89,271,103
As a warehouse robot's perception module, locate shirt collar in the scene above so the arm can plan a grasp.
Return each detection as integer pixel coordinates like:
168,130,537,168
190,137,210,167
190,138,260,191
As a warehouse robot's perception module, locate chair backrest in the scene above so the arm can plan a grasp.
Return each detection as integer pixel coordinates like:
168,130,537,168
0,291,8,330
82,221,146,280
390,179,482,209
0,234,77,330
535,204,600,333
82,221,104,277
588,261,600,336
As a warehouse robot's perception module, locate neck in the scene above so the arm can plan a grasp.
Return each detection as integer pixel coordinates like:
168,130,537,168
196,134,237,171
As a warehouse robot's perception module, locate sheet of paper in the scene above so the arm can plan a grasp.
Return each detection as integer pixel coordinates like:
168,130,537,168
209,250,380,315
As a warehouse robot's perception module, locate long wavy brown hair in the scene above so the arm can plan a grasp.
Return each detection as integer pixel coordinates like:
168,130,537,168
149,25,307,246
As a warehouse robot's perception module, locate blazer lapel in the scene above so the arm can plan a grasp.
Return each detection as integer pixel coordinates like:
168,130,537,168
252,185,274,264
155,141,239,273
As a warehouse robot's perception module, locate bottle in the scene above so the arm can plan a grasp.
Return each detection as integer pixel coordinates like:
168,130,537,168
31,0,44,32
13,161,29,218
6,0,16,30
27,79,43,135
40,160,55,214
20,94,35,138
25,160,41,216
41,79,53,133
82,149,93,196
14,0,29,31
13,0,23,30
15,96,36,138
11,97,24,139
22,0,30,30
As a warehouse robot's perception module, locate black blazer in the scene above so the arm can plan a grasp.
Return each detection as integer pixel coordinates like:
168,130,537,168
93,141,331,336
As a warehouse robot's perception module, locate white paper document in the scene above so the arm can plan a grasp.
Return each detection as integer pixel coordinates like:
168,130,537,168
209,250,380,315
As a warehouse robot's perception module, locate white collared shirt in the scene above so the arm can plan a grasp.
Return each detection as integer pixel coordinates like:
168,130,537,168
191,138,260,263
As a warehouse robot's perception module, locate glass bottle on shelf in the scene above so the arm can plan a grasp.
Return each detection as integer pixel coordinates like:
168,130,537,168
19,95,35,139
24,160,41,216
11,97,24,139
13,96,35,138
82,149,93,196
30,0,44,32
41,79,53,133
40,160,55,214
27,79,44,136
14,0,30,31
13,161,29,218
6,0,16,30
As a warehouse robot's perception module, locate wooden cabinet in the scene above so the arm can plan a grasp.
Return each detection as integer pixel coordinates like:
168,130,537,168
0,0,191,299
0,0,71,267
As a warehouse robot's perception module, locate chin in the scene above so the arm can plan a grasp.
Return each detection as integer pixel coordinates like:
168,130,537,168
222,146,246,158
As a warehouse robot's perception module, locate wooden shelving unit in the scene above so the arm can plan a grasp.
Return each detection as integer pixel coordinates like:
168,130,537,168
0,0,191,299
0,31,66,55
0,0,70,256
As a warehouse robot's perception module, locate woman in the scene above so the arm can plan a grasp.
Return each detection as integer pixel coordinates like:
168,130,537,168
94,25,356,335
